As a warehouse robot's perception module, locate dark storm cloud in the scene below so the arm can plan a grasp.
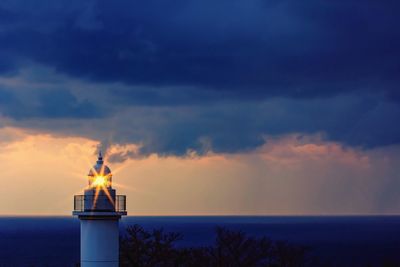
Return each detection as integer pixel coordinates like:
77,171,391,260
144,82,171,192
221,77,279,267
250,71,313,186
1,0,399,98
0,87,102,119
32,89,103,119
0,0,400,156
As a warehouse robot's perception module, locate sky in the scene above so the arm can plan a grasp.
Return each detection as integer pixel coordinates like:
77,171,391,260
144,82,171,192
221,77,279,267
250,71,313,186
0,0,399,215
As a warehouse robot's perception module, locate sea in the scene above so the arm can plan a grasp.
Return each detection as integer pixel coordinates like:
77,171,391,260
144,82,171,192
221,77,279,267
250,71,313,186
0,216,399,267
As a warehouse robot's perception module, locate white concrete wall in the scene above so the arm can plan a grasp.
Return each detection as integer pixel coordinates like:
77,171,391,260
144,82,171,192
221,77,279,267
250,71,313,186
81,219,119,267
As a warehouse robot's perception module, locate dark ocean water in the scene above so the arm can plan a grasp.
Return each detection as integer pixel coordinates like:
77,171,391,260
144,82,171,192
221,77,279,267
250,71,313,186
0,216,399,266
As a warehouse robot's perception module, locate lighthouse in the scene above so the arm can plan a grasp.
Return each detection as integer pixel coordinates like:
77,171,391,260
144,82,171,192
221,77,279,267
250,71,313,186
73,152,127,267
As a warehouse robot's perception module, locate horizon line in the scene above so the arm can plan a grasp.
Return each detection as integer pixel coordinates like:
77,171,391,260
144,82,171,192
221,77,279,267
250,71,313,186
1,213,400,217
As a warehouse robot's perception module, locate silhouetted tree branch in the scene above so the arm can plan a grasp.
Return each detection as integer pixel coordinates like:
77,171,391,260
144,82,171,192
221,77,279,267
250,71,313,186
120,225,317,267
120,225,400,267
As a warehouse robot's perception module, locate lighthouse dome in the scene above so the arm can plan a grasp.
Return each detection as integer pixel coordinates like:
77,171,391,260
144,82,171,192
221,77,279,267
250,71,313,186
88,163,112,177
88,152,112,177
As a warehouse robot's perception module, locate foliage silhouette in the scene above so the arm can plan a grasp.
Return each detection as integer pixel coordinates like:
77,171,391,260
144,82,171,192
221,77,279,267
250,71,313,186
120,225,316,267
120,225,400,267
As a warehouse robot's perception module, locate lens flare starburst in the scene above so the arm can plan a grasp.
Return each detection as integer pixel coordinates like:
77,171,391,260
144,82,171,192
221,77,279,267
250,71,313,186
87,160,115,209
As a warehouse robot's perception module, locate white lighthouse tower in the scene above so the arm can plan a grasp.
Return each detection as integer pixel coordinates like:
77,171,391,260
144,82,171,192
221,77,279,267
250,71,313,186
73,152,127,267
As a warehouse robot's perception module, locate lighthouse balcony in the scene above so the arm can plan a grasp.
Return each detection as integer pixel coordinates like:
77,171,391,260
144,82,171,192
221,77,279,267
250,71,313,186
73,194,126,213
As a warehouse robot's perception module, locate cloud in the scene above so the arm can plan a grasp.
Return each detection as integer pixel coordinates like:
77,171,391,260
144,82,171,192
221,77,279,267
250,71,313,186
1,71,399,158
0,0,399,97
0,1,399,156
94,94,400,157
0,79,103,119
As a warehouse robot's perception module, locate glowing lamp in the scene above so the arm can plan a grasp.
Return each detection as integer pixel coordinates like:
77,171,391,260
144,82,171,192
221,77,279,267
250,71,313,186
92,175,107,187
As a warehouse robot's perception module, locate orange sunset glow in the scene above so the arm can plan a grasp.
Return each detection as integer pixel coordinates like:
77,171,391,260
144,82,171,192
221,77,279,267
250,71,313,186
0,126,399,216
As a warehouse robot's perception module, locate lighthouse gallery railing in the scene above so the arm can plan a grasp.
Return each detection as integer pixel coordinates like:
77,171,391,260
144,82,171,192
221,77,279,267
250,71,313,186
74,195,126,212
